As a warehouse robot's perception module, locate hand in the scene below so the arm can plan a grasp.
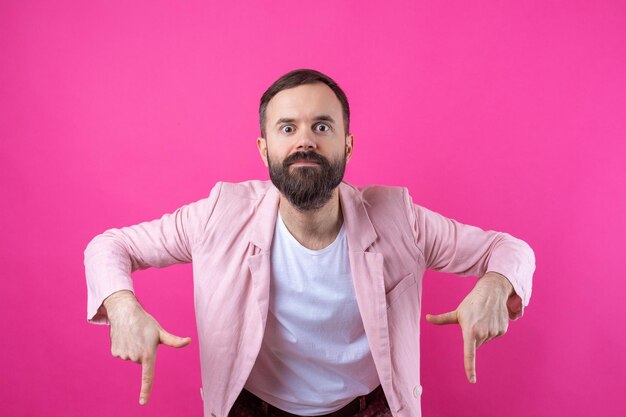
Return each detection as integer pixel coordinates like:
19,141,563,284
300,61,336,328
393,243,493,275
103,290,191,405
425,272,513,384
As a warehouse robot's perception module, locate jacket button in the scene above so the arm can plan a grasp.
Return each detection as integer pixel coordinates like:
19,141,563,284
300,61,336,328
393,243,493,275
413,385,423,398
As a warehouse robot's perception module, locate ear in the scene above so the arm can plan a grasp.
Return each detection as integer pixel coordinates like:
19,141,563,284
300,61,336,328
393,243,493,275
345,134,354,163
257,137,269,167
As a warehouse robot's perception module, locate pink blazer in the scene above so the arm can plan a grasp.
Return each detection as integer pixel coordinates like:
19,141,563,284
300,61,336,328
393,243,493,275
84,181,535,417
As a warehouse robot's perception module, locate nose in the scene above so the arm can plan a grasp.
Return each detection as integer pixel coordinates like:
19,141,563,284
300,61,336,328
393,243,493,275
294,129,317,151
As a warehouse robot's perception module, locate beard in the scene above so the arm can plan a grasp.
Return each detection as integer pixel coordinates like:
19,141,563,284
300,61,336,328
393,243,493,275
268,150,346,211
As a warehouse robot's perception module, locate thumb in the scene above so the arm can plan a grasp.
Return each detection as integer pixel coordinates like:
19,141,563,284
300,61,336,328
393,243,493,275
425,311,459,325
159,328,192,348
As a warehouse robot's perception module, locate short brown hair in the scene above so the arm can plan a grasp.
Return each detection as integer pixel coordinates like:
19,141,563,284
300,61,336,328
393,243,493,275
259,69,350,138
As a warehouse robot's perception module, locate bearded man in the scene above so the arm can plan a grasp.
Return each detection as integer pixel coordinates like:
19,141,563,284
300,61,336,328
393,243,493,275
84,69,535,417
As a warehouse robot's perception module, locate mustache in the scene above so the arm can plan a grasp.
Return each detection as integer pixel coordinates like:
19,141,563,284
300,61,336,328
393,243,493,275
283,151,327,167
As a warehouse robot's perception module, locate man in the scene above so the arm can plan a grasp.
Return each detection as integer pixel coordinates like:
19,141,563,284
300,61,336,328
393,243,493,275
84,69,535,417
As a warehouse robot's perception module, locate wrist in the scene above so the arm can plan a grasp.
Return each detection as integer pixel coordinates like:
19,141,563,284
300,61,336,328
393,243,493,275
481,272,514,297
103,290,139,318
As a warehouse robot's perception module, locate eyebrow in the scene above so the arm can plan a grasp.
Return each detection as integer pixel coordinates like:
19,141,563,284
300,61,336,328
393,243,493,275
274,114,336,126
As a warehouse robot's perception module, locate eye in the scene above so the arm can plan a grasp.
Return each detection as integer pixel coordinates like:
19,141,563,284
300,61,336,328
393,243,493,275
314,123,331,132
281,125,295,134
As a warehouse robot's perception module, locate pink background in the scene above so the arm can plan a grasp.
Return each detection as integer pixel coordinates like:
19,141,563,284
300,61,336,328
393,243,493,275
1,1,625,416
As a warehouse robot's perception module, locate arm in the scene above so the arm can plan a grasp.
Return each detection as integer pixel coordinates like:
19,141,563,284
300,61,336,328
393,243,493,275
84,182,222,323
83,182,222,404
404,190,536,382
407,196,535,319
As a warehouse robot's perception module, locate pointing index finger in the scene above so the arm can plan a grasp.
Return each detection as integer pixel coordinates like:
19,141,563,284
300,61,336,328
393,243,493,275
140,355,155,405
463,330,477,384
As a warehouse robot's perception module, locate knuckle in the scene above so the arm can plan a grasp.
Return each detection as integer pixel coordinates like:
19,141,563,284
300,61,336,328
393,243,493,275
475,330,488,341
142,350,155,362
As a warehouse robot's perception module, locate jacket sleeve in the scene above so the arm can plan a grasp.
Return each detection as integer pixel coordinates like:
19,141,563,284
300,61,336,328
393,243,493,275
404,189,535,320
84,182,223,324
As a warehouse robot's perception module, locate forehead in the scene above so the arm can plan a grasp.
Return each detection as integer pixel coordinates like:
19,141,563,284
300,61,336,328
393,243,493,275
266,83,342,122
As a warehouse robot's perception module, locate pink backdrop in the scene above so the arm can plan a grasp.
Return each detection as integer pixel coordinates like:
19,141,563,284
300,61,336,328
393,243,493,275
1,1,625,416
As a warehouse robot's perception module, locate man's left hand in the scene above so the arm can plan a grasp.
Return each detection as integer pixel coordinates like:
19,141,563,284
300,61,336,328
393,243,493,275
425,272,514,384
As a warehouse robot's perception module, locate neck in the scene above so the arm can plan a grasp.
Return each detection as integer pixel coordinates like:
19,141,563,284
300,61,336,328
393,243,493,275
278,188,343,250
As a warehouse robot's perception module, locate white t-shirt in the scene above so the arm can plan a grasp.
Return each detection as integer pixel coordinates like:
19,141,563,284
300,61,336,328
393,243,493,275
244,213,380,415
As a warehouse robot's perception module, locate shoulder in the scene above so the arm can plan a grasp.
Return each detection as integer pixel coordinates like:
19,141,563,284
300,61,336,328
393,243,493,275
184,180,272,221
341,182,413,228
343,181,408,206
188,180,275,239
210,180,273,201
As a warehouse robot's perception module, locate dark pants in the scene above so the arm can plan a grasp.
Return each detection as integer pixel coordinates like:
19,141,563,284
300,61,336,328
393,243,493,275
229,386,392,417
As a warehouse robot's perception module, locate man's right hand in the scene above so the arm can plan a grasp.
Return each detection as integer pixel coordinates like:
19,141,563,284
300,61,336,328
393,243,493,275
103,290,191,405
